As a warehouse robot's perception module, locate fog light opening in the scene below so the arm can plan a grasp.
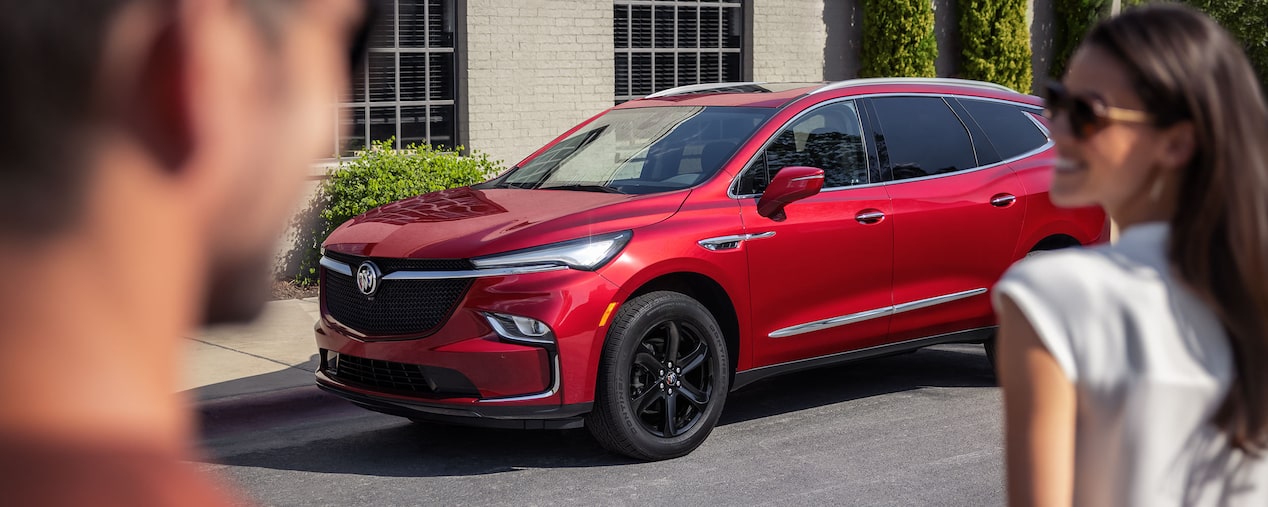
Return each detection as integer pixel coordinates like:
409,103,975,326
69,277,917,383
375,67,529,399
484,312,556,346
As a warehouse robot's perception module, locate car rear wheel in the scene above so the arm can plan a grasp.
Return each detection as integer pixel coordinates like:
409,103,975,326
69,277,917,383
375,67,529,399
587,291,729,461
986,247,1057,372
983,336,998,371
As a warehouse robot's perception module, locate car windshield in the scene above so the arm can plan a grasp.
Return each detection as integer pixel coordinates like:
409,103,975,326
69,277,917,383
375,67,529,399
484,106,774,195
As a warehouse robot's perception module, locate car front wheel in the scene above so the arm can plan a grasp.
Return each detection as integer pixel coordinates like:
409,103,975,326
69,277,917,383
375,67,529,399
587,291,729,460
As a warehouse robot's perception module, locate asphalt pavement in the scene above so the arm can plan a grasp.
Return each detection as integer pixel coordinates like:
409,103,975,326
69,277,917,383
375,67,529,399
185,297,345,442
187,299,1005,506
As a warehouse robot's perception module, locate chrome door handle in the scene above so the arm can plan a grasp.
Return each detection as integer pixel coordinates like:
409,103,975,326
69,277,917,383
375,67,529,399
855,210,886,225
990,194,1017,207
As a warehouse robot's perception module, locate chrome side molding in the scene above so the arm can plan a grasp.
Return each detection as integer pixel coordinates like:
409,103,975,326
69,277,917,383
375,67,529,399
770,288,988,338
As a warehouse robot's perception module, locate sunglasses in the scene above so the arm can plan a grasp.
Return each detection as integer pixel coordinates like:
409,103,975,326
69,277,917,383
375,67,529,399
1043,81,1153,140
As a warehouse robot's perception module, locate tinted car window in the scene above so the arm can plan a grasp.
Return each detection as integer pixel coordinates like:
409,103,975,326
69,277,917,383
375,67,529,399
871,97,977,181
959,99,1049,161
739,101,869,194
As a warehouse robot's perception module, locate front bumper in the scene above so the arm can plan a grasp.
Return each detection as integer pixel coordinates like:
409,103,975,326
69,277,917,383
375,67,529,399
314,266,621,425
315,371,592,429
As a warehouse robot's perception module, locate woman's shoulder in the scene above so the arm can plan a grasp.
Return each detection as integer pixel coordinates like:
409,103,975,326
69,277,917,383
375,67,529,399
998,245,1125,297
993,247,1129,382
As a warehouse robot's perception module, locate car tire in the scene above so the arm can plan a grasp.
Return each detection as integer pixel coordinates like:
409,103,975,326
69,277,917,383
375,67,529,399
986,247,1057,371
587,291,729,461
983,336,998,371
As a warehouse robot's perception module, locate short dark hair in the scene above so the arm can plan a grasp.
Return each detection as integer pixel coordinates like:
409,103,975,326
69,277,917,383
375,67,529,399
0,0,139,238
0,0,301,239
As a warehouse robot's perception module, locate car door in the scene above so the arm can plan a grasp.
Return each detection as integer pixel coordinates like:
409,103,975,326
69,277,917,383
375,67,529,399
733,99,895,368
865,96,1026,342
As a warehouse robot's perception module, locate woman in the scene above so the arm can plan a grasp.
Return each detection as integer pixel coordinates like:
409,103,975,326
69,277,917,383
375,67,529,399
994,4,1268,506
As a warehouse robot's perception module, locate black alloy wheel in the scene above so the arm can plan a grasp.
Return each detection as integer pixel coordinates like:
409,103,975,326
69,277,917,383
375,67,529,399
588,291,729,461
628,319,713,438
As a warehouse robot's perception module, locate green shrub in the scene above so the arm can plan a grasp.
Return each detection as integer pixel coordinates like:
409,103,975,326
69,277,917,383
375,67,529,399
1050,0,1107,79
1182,0,1268,90
1051,0,1265,90
960,0,1033,91
284,139,502,285
320,140,501,233
861,0,938,78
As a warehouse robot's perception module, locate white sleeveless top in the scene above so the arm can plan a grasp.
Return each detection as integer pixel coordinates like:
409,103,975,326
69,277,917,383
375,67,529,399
993,222,1268,506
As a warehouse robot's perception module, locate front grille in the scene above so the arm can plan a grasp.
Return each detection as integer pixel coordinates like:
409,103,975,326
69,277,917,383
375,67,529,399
321,253,472,337
329,353,480,398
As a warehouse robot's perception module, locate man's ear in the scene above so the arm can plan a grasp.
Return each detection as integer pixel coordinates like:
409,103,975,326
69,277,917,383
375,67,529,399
1161,120,1197,172
131,21,193,172
100,3,195,173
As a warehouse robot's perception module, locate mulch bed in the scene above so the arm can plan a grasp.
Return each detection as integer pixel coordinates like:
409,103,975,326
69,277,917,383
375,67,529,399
271,280,320,300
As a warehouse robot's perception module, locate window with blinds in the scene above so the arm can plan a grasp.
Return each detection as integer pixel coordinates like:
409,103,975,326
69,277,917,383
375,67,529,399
339,0,457,155
614,0,745,104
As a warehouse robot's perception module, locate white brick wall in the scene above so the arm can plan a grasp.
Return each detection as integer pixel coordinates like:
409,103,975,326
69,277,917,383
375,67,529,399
751,0,827,82
464,0,615,168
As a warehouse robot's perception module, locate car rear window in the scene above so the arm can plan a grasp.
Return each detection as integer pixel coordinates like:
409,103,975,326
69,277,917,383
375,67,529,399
958,99,1049,162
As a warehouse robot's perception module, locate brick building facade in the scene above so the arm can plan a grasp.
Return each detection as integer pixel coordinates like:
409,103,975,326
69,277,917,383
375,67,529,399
338,0,1057,169
462,0,615,168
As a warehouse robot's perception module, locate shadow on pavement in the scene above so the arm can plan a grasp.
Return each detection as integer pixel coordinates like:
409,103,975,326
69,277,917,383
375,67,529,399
205,344,994,477
189,354,321,403
720,344,995,426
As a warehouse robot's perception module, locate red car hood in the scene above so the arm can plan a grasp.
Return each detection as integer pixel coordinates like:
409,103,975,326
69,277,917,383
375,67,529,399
323,187,689,259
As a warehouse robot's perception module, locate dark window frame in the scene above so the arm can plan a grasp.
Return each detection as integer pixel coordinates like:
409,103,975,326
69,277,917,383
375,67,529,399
614,0,750,104
338,0,459,156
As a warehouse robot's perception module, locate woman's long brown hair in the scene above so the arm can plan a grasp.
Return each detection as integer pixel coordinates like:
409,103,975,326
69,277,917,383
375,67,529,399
1086,4,1268,453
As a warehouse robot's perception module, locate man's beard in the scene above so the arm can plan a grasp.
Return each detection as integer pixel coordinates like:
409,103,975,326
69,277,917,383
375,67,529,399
202,249,273,325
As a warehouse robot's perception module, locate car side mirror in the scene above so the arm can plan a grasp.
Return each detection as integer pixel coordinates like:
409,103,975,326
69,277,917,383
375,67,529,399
756,166,824,221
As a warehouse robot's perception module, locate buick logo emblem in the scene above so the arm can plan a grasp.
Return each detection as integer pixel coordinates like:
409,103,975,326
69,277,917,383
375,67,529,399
356,261,381,296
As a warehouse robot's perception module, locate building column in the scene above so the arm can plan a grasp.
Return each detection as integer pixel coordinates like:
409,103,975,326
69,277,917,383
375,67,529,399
463,0,615,167
750,0,827,82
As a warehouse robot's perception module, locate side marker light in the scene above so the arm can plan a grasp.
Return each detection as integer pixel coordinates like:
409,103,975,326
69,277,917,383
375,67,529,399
599,302,618,327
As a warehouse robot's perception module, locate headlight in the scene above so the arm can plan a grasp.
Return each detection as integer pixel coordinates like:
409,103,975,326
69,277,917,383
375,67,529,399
471,230,632,271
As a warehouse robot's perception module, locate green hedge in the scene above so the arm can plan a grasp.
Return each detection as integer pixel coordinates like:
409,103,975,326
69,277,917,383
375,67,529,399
960,0,1033,91
283,139,502,285
1051,0,1266,89
861,0,938,78
1183,0,1268,88
1049,0,1107,79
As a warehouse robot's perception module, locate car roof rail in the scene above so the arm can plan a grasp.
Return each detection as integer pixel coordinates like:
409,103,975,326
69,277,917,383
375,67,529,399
810,77,1017,95
645,82,767,99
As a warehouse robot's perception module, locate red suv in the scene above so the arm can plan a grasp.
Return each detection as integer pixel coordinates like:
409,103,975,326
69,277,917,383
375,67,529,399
314,78,1107,460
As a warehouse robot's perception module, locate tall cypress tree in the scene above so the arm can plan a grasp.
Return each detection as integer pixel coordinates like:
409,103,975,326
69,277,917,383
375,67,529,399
861,0,938,78
960,0,1033,91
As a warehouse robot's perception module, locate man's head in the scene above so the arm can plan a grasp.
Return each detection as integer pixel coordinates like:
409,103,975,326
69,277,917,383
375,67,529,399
0,0,370,323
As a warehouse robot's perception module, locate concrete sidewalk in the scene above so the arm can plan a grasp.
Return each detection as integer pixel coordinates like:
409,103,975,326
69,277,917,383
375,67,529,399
184,297,343,438
183,297,321,399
